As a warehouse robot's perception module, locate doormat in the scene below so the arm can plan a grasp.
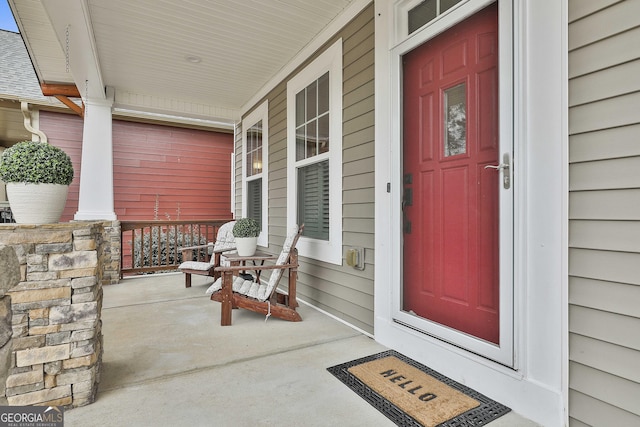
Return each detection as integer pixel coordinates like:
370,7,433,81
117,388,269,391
327,350,510,427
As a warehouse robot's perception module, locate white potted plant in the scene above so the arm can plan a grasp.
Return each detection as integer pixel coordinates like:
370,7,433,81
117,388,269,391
0,140,74,224
232,218,260,256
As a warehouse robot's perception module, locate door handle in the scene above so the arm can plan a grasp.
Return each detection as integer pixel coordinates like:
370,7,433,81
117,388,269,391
484,153,511,189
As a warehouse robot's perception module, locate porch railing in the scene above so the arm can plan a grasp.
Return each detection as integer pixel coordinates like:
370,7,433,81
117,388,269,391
0,203,15,223
120,218,233,278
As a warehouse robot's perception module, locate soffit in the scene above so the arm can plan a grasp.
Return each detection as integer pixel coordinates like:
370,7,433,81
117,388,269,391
10,0,359,127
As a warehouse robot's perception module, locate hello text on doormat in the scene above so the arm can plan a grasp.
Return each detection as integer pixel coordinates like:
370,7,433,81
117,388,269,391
328,350,510,427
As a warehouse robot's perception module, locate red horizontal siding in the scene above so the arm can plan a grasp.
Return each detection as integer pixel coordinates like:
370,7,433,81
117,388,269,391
39,111,234,222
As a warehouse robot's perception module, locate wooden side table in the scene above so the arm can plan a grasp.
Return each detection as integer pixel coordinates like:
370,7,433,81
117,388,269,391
223,250,277,283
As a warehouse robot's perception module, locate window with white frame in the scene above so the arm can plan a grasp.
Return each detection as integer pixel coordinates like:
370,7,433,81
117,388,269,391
242,100,268,247
407,0,464,34
394,0,467,41
287,39,342,265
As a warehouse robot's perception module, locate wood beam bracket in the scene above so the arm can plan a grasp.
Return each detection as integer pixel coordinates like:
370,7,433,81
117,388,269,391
41,83,84,117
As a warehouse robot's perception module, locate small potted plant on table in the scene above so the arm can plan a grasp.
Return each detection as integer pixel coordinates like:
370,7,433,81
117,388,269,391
232,218,260,256
0,140,74,224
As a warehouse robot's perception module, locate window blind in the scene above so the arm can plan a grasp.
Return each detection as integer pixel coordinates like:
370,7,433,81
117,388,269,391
297,160,329,240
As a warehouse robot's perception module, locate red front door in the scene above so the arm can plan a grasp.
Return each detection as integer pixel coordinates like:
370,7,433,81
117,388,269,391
402,4,500,344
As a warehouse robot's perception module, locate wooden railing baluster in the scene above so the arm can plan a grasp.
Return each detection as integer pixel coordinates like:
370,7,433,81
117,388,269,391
119,218,232,278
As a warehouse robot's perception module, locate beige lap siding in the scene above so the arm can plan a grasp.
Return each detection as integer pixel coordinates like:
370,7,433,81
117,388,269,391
568,0,640,425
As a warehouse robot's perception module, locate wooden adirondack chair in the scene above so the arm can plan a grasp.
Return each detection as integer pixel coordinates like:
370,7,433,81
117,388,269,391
178,221,236,288
206,224,304,326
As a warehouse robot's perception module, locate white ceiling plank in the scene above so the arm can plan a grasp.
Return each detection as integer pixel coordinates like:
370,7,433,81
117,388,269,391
9,0,360,127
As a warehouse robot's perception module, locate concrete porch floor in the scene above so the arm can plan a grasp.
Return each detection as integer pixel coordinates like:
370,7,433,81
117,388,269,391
65,273,539,426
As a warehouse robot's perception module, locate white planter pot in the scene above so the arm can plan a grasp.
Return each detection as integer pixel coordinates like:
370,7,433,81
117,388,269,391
235,237,258,257
6,183,69,224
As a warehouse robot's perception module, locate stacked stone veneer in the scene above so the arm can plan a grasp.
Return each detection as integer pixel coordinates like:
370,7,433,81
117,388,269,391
0,222,105,407
100,220,121,285
1,245,20,406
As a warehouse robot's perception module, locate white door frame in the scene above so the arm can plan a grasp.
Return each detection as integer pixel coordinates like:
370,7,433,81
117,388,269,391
374,0,568,424
389,0,514,366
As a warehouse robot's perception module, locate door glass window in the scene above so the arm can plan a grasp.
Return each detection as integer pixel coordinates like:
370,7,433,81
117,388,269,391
444,83,466,157
441,0,462,13
408,0,464,34
408,0,437,34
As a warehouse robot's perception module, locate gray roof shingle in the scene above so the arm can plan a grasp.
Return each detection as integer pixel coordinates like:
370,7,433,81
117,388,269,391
0,29,51,102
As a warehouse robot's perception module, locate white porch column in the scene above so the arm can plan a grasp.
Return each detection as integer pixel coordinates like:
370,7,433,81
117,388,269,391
74,98,116,220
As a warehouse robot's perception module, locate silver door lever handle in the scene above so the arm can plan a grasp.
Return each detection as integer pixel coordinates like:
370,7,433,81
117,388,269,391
484,163,508,171
484,153,511,189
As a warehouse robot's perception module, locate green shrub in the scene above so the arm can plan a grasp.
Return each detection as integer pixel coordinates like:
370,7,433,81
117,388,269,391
0,141,74,185
232,218,260,237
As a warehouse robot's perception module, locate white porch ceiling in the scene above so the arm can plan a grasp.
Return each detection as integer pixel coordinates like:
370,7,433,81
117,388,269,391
8,0,364,129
